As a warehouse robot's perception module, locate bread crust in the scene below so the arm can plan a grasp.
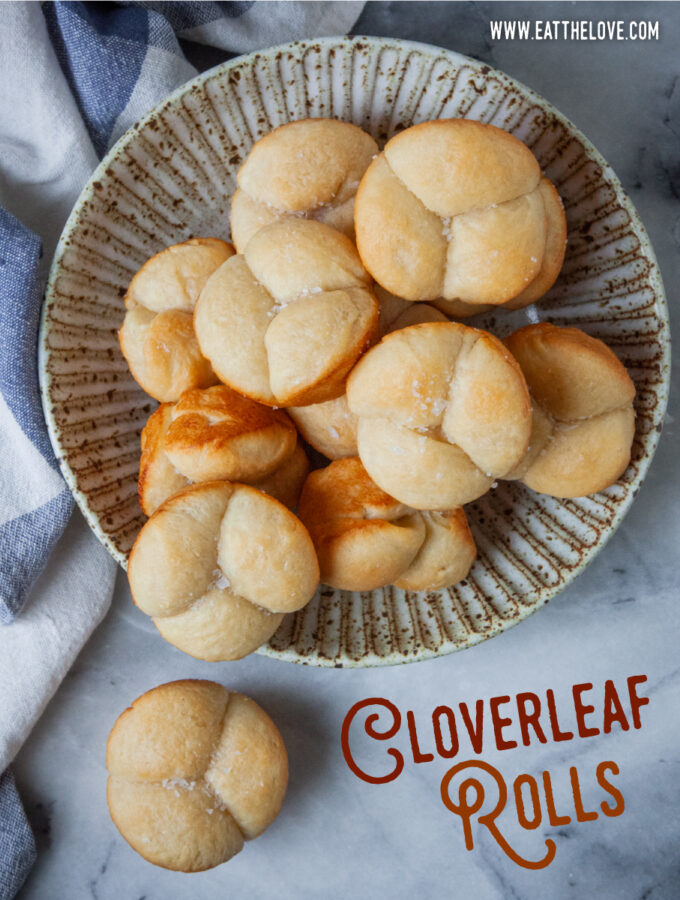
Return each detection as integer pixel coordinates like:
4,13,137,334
289,395,358,460
231,118,378,251
287,291,446,460
504,323,636,497
298,458,475,591
434,179,568,317
119,238,234,401
346,321,531,509
138,385,306,516
354,119,566,312
106,680,288,872
194,219,378,407
128,482,319,660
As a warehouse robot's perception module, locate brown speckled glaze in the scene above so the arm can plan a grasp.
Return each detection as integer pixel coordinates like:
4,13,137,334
39,37,670,667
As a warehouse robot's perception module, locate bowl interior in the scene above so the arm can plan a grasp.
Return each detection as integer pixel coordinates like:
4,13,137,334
40,36,670,667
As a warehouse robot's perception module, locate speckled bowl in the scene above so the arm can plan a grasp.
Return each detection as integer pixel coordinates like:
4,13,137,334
39,36,670,667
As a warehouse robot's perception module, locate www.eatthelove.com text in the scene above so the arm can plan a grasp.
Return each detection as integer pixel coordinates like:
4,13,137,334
490,19,659,42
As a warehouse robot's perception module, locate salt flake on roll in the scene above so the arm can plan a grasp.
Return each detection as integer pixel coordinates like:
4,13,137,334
354,119,566,317
194,219,378,408
107,680,288,872
231,118,379,252
346,321,532,509
128,482,319,661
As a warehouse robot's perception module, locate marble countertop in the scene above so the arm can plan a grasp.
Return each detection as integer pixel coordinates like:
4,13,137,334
13,3,680,898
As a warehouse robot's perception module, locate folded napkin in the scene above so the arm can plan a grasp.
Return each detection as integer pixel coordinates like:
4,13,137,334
0,2,363,897
0,210,75,624
0,772,35,898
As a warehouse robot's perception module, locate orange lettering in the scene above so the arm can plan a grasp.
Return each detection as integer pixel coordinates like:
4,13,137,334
570,766,598,822
441,761,555,869
627,675,650,728
516,692,547,746
546,690,574,741
603,680,629,733
459,700,484,753
597,761,625,817
573,683,600,738
542,770,571,826
341,698,404,784
407,710,434,763
513,775,542,829
433,706,459,759
490,696,518,751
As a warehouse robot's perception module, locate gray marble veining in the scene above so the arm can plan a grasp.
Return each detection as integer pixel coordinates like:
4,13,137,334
13,3,680,898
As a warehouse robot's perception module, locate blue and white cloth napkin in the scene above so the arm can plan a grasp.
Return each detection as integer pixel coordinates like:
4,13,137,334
0,3,363,897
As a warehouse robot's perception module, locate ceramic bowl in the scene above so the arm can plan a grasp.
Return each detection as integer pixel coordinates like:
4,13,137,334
39,36,670,667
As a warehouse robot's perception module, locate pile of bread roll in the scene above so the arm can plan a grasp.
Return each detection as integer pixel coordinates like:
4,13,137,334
119,116,636,665
111,116,637,872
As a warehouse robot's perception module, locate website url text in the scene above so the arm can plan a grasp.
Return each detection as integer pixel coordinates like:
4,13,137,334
490,20,660,41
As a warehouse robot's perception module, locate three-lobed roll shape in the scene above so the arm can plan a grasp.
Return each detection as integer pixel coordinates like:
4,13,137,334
504,323,636,497
128,482,319,661
139,384,308,515
298,457,476,592
107,680,288,872
354,119,566,316
194,219,378,408
346,321,533,509
119,238,234,401
231,119,378,252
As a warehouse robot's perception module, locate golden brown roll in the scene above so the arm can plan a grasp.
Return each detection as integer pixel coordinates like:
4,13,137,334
346,321,532,509
119,238,234,401
298,458,476,591
354,119,566,314
504,323,636,497
138,384,308,515
107,680,287,872
230,119,378,252
128,482,320,660
287,394,359,461
288,289,448,459
194,219,378,407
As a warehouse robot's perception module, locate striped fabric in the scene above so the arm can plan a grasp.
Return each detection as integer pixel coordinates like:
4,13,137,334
0,209,74,624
